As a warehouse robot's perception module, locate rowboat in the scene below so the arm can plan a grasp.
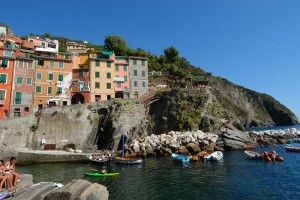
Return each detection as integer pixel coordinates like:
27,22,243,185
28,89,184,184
245,150,261,159
89,156,111,164
84,172,119,177
172,153,190,163
115,157,143,164
205,151,223,161
285,144,300,152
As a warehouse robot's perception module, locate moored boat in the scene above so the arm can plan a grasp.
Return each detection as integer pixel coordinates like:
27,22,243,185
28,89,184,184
172,153,190,163
245,150,261,159
285,144,300,152
89,156,111,164
205,151,223,161
115,157,143,164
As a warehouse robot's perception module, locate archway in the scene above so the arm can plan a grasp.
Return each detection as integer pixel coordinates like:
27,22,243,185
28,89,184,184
71,93,85,104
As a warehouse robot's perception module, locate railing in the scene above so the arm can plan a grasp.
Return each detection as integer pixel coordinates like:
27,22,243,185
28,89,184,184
148,71,169,76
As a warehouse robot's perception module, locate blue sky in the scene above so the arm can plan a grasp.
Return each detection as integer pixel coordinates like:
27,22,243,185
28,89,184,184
3,0,300,121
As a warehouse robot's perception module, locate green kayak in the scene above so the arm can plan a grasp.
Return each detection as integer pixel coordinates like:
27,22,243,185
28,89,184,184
84,172,119,177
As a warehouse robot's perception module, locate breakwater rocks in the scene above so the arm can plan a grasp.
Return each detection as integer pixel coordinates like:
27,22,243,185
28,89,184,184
12,175,109,200
247,127,300,147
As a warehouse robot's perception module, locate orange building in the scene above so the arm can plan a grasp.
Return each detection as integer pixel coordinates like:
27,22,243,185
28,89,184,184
0,35,18,118
32,50,75,110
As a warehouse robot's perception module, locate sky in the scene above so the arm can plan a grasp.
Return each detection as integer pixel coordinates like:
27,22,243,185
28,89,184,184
2,0,300,121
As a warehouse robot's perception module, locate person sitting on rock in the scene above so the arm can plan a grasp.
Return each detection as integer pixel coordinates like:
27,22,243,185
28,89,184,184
0,160,12,191
4,157,20,187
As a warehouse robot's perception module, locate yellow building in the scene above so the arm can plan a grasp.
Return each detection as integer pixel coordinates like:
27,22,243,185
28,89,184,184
89,51,115,101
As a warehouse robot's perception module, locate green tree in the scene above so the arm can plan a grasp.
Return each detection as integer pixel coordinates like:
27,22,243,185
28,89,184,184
104,35,128,56
164,47,179,63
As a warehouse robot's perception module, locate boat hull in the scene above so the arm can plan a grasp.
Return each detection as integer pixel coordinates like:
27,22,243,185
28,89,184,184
285,144,300,152
172,153,190,163
115,157,143,164
205,151,223,162
89,156,111,164
245,150,261,159
84,172,119,177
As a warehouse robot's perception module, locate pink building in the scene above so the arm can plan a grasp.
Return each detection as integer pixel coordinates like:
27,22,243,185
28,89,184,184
114,56,130,99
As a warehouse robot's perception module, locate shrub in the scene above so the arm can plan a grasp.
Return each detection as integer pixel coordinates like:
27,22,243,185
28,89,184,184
30,123,38,132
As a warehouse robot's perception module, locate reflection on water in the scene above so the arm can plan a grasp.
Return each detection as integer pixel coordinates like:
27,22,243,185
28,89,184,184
18,144,300,199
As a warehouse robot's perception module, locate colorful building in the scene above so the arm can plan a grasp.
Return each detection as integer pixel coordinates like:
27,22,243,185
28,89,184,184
10,40,35,117
128,57,148,98
71,53,90,104
114,56,130,99
89,51,115,101
0,35,18,118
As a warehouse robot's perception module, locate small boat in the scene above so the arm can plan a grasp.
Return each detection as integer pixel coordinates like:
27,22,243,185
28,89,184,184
115,157,143,164
285,144,300,152
84,172,119,177
205,151,223,161
89,156,111,164
172,153,190,163
245,150,261,159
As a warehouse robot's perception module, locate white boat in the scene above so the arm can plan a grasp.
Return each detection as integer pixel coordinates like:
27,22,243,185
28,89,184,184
205,151,223,161
115,157,143,164
89,156,111,164
245,150,261,159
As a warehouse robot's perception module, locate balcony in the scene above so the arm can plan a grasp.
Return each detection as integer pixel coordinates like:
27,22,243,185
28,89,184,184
79,87,90,92
0,99,4,106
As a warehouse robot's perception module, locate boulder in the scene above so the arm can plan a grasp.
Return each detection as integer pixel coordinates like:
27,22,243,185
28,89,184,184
163,147,173,155
178,146,189,156
186,143,201,153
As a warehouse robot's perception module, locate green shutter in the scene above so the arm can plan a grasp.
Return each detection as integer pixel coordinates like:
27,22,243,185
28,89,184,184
28,62,33,69
50,61,54,68
107,62,111,67
37,72,42,80
107,72,111,79
0,74,7,83
17,77,23,84
15,92,22,104
48,87,52,94
36,86,41,93
57,87,62,94
26,78,32,85
78,70,83,77
19,61,23,67
107,83,111,89
4,50,12,56
95,72,100,78
115,64,119,71
0,90,5,99
124,76,127,82
134,70,137,76
1,59,8,68
59,61,64,68
48,73,53,80
58,74,63,81
96,60,100,67
123,65,127,71
95,82,100,88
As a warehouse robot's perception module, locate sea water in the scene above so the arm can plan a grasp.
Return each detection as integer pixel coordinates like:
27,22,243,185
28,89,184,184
17,125,300,199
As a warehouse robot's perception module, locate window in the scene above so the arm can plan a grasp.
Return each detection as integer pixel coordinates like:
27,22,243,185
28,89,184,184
95,72,100,78
95,60,100,67
35,86,41,93
57,87,62,94
41,42,45,48
0,74,7,83
95,82,100,88
29,39,33,43
107,83,111,89
37,59,44,66
15,92,22,104
14,109,21,117
123,65,127,71
116,82,121,88
1,59,8,68
134,80,138,87
124,76,127,82
4,50,12,56
134,70,137,76
0,90,6,99
141,60,145,66
58,74,64,81
115,64,119,71
19,60,23,68
36,72,42,80
142,81,146,87
107,72,111,79
48,73,54,81
26,78,32,85
50,60,54,68
133,59,137,65
142,70,146,77
107,61,111,67
71,81,76,87
95,95,101,102
78,70,83,77
25,107,29,112
28,62,33,69
59,61,64,68
48,87,52,94
17,77,23,84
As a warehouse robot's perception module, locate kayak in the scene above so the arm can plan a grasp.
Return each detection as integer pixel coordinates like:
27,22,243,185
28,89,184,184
84,172,119,177
245,150,261,159
172,153,190,163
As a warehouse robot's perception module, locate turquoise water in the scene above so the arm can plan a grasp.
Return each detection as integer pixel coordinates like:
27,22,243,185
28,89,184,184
18,144,300,199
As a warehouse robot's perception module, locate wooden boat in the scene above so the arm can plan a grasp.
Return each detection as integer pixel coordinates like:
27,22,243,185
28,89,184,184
285,144,300,152
84,172,119,177
89,156,111,164
172,153,190,163
115,157,143,164
205,151,223,161
245,150,261,159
